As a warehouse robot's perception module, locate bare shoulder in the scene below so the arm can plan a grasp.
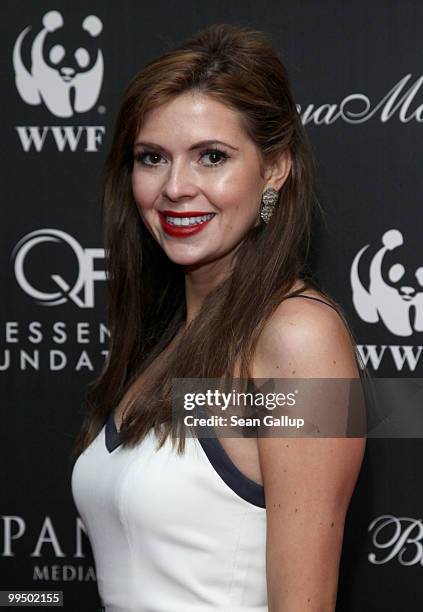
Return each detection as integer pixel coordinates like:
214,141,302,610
255,289,366,611
252,287,360,379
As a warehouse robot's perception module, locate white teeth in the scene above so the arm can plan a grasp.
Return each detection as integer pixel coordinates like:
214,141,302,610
165,213,215,226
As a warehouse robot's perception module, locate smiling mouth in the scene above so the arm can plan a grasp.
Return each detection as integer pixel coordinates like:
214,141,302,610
158,210,217,236
165,213,215,226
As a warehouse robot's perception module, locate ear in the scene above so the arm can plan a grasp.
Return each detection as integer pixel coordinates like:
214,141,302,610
263,150,292,191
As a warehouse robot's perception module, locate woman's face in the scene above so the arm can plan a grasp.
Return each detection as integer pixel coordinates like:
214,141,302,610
131,91,288,268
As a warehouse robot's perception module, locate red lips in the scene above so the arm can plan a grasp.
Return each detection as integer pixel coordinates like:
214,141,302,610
158,210,216,237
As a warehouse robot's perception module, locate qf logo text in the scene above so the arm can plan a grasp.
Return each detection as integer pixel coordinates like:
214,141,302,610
11,229,105,308
351,229,423,337
13,10,103,118
369,514,423,566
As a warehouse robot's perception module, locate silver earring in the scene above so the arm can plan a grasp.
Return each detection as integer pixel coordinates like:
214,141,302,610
260,187,279,224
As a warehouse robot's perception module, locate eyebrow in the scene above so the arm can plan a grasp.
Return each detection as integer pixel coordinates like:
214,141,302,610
133,139,239,152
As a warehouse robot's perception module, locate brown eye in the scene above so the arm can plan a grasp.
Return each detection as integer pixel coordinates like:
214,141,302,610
201,149,229,166
134,152,165,166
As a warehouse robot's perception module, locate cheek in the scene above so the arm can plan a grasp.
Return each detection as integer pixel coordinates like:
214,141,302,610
212,160,262,211
131,177,156,238
212,177,261,223
131,172,156,214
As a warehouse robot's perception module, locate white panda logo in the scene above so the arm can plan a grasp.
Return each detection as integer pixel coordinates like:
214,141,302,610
351,229,423,337
13,10,103,118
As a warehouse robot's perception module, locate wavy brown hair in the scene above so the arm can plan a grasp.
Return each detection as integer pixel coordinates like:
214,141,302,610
71,23,366,461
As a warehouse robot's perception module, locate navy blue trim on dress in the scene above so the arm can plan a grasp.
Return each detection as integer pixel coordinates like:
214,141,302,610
104,411,122,453
197,435,265,508
104,408,266,507
194,396,266,509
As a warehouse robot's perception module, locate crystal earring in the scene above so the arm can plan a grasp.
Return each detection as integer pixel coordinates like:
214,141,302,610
259,187,279,224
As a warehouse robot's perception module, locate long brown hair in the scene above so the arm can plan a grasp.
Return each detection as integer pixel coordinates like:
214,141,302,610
71,23,366,460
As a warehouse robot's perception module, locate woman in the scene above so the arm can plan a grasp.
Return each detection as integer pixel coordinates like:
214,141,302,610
71,23,367,611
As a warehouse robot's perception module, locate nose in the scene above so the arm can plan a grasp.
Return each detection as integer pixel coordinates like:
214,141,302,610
400,286,415,296
60,67,75,77
162,158,199,202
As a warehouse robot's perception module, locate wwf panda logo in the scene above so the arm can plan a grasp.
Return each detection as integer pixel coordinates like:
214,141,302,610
13,10,103,118
351,229,423,337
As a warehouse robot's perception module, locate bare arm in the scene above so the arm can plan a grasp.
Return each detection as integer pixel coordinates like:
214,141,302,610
253,297,366,611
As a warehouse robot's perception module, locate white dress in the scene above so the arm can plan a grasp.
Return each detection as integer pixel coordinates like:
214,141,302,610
71,408,267,612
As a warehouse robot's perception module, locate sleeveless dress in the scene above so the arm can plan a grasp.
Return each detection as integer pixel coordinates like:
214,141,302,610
70,295,341,612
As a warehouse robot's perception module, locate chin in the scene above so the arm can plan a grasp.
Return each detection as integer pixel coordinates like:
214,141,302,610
162,247,207,267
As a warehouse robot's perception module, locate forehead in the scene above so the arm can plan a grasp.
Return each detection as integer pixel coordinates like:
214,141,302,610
136,91,248,143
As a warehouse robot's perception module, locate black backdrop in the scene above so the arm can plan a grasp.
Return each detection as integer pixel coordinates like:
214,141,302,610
2,1,423,610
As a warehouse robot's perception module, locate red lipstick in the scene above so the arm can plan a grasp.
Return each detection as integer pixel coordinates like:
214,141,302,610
158,210,216,237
